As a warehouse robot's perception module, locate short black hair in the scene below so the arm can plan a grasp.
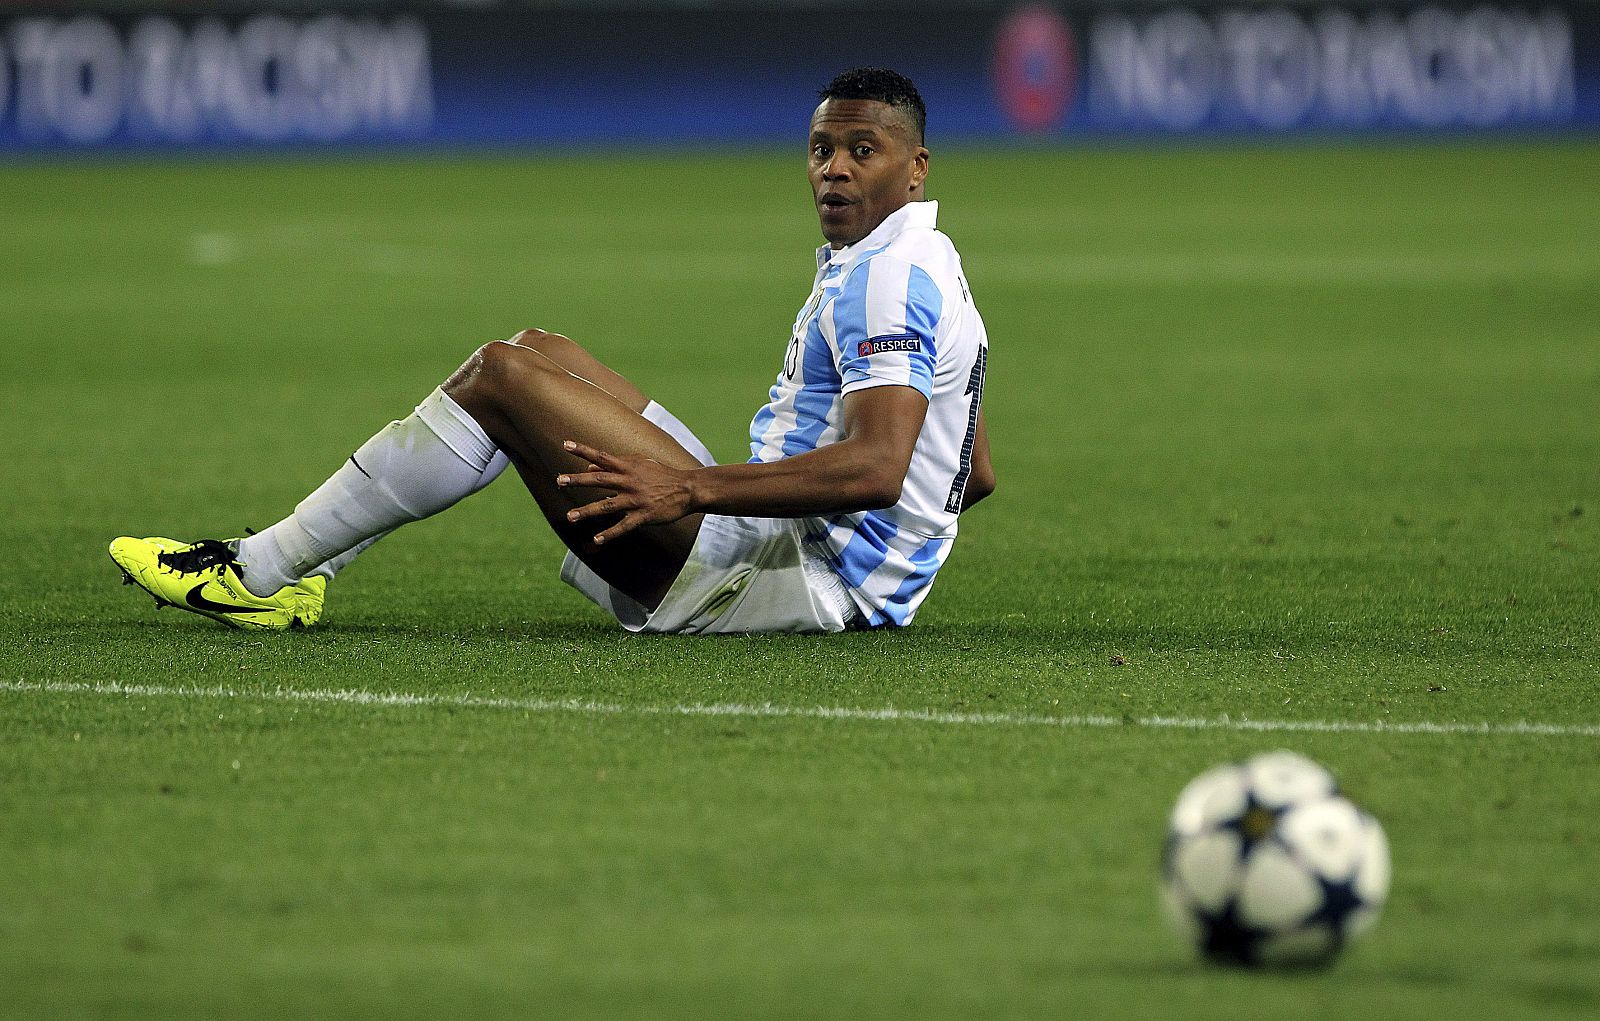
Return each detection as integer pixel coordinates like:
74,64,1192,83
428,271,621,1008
818,67,926,145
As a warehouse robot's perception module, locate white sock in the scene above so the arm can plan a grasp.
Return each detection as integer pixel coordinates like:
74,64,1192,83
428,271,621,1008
237,389,499,597
303,449,509,581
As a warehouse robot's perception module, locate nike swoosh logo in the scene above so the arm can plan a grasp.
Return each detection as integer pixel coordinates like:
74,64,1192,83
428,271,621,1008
185,583,271,615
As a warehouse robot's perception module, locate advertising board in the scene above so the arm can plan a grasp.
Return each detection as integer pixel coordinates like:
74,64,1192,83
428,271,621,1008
0,3,1593,149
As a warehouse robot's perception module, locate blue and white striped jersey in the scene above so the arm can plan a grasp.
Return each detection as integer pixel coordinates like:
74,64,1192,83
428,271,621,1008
747,201,989,627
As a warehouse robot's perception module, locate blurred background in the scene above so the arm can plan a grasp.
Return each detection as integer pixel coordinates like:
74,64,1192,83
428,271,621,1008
0,0,1593,151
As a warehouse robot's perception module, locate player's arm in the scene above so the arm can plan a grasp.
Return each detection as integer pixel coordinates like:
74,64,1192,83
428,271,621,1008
961,409,995,511
559,385,926,544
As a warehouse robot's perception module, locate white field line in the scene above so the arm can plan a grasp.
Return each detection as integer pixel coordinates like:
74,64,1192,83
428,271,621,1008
4,679,1598,739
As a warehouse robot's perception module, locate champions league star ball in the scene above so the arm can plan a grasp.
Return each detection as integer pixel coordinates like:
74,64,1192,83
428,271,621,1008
1162,751,1391,968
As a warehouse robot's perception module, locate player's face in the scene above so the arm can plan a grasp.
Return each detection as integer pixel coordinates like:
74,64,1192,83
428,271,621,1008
808,99,929,249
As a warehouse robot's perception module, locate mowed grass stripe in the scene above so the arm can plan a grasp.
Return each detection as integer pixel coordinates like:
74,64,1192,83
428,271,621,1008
8,679,1598,739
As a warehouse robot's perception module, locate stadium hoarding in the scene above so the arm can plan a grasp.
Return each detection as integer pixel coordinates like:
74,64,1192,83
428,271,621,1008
0,1,1595,150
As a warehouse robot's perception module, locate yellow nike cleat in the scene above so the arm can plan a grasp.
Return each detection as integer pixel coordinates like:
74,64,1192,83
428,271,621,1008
108,536,325,631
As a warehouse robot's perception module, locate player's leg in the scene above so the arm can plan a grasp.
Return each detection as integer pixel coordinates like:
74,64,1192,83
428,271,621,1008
247,333,702,606
109,373,506,630
442,339,704,608
112,328,701,625
298,328,685,584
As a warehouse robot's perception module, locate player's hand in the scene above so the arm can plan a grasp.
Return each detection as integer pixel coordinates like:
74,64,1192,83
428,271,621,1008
556,440,697,545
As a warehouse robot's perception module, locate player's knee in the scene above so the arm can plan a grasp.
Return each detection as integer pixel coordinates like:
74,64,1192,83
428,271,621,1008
449,340,540,405
507,328,578,358
483,339,551,386
507,328,552,351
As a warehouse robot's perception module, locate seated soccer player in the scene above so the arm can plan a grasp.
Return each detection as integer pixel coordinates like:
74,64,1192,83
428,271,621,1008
110,67,994,635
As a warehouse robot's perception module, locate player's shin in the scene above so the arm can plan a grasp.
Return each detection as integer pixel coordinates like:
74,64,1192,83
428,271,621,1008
302,449,510,581
236,389,502,596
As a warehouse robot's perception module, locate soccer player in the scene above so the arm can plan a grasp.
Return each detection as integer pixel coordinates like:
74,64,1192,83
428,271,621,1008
111,67,994,634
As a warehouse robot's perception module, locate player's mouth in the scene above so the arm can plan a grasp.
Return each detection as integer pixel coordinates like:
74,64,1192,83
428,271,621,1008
818,192,855,212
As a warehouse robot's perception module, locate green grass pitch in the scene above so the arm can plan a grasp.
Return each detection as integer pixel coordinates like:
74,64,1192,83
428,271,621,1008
1,140,1596,1018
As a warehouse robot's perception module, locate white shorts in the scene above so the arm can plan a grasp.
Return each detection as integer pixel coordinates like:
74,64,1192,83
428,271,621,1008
558,400,863,635
561,515,863,634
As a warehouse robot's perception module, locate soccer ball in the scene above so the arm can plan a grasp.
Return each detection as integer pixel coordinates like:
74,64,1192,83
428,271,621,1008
1161,750,1390,968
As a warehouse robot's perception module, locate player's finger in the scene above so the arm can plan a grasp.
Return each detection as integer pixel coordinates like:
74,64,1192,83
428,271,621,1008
593,512,644,545
556,470,622,489
566,499,608,522
563,440,619,468
566,494,632,523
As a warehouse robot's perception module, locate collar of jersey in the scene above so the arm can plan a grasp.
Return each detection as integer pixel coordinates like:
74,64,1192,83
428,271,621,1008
815,200,939,274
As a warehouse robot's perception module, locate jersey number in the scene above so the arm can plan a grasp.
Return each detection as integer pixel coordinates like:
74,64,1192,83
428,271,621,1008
945,345,988,514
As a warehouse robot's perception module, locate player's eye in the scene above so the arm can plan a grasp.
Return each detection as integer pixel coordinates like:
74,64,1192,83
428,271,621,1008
811,144,830,159
853,145,874,158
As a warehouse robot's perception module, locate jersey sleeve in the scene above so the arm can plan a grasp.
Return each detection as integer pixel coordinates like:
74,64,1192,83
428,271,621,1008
831,255,942,400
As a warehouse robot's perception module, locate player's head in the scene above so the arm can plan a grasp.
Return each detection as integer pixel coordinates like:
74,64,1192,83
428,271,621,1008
809,67,929,249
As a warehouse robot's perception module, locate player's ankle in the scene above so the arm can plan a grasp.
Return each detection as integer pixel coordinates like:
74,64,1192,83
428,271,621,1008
236,531,305,597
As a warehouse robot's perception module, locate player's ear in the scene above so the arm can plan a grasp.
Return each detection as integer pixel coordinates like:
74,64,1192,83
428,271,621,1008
911,147,929,192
